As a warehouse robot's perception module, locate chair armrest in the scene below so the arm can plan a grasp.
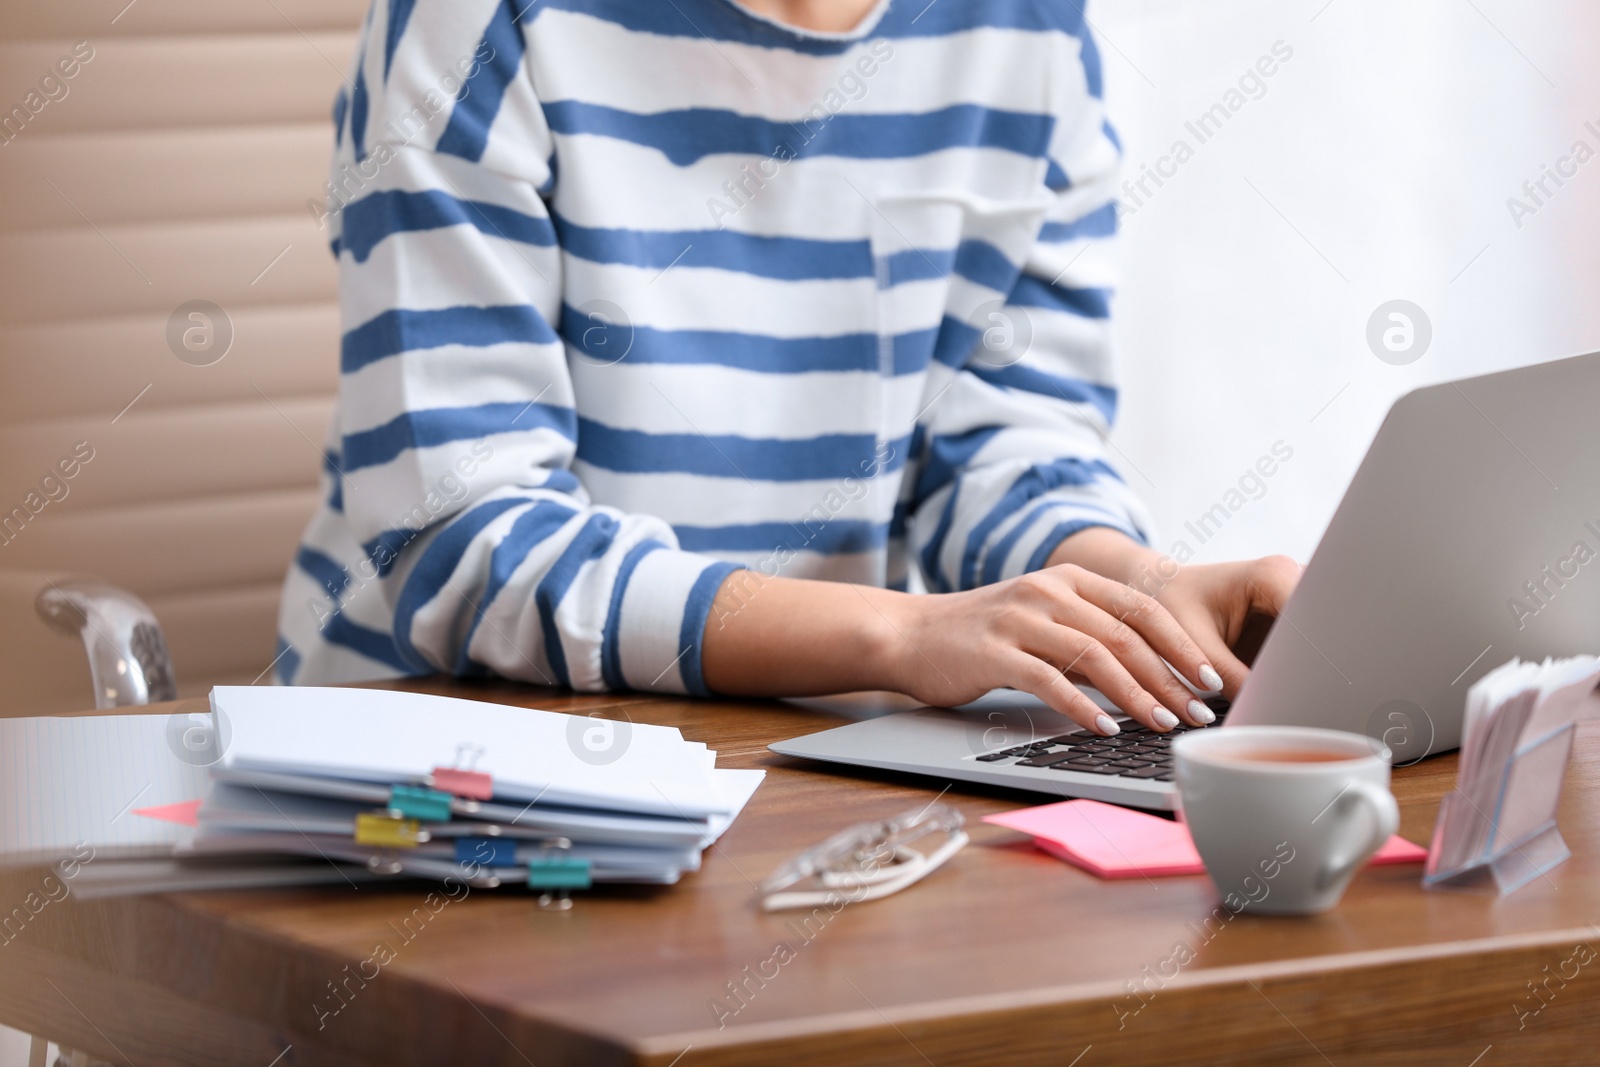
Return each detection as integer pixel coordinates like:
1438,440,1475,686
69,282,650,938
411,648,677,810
0,571,176,715
36,577,177,708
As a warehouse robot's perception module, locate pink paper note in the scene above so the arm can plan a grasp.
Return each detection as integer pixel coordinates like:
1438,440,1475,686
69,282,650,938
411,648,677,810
131,798,204,828
983,798,1427,880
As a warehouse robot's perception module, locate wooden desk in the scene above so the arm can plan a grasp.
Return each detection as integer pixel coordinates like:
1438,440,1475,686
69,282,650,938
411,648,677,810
3,681,1599,1066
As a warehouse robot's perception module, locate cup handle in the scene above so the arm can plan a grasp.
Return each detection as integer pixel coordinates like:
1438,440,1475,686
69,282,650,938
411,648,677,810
1315,781,1400,891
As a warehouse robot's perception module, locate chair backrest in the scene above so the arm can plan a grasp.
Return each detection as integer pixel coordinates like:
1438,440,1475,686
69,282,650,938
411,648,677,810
0,0,367,697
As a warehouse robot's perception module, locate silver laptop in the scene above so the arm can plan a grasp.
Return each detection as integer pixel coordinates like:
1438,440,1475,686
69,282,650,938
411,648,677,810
770,351,1600,810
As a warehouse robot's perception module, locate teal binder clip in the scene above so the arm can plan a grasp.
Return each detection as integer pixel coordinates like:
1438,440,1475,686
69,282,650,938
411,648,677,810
527,856,590,889
388,784,454,822
528,838,588,910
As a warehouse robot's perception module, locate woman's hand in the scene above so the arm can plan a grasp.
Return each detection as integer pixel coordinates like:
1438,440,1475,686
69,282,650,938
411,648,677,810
1046,526,1302,700
881,563,1227,736
700,528,1301,738
1142,554,1304,699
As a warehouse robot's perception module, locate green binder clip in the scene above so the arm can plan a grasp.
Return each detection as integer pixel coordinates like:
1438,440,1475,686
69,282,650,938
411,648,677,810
387,784,454,822
528,838,589,910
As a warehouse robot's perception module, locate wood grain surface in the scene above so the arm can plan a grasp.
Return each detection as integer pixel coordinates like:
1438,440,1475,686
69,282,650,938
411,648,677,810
2,679,1599,1066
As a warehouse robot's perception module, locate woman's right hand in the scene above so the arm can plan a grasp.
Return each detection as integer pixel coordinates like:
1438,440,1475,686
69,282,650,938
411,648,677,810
881,564,1223,736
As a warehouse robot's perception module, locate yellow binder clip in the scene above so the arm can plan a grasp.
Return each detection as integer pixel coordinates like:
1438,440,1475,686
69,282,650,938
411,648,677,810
354,812,427,848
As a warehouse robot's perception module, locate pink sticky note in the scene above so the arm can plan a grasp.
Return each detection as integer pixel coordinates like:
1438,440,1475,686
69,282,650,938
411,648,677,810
131,798,204,828
983,799,1427,880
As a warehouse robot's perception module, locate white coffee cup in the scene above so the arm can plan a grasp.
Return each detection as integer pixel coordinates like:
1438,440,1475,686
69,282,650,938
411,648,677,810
1173,725,1400,916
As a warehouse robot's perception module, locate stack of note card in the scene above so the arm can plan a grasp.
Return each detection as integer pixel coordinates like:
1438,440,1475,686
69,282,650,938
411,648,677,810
0,687,763,899
1425,655,1600,892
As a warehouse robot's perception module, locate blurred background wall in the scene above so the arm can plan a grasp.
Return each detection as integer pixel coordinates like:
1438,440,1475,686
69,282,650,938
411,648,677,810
1097,0,1600,565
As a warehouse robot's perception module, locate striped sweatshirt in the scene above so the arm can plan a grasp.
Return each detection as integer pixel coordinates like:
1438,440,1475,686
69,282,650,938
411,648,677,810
275,0,1153,694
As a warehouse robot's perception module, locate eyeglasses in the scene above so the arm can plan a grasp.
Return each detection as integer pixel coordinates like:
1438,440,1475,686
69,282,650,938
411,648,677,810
758,802,968,911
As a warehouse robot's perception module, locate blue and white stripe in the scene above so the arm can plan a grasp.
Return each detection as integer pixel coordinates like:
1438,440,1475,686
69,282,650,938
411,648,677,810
276,0,1152,693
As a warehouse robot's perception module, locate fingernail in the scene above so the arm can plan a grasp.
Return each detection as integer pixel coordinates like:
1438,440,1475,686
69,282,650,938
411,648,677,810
1187,699,1216,725
1152,707,1180,730
1095,713,1120,736
1198,664,1224,692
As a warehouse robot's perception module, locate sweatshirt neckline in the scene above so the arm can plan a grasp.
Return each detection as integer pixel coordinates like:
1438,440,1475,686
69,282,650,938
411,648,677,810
713,0,894,43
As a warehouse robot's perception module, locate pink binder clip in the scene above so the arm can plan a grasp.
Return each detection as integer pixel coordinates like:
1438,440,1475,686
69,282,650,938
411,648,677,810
431,767,493,800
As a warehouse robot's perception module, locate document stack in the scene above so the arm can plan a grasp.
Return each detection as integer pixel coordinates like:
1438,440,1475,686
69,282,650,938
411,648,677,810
0,687,763,901
1424,655,1600,895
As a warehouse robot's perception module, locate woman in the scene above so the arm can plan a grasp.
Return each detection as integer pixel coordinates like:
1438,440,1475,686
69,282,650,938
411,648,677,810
278,0,1300,738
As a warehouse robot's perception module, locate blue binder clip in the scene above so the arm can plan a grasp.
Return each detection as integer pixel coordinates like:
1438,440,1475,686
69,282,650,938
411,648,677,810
455,836,518,868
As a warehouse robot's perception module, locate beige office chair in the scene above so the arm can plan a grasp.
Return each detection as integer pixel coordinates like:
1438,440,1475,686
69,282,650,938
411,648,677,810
0,0,367,717
0,572,176,1065
0,0,367,1060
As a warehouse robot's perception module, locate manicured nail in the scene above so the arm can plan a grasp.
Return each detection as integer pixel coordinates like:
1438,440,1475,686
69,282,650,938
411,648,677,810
1187,699,1216,725
1198,664,1224,692
1095,713,1120,736
1151,707,1180,731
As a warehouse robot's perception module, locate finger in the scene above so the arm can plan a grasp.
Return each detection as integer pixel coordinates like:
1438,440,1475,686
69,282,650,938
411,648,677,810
1063,568,1220,696
1005,652,1122,736
1041,627,1178,733
1063,600,1217,727
1204,557,1301,699
1178,617,1251,700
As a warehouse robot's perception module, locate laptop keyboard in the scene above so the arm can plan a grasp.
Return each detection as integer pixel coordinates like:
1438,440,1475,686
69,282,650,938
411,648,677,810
972,702,1229,783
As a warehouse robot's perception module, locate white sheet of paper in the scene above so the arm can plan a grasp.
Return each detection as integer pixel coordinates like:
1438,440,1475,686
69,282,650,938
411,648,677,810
702,768,766,846
212,686,727,818
0,713,209,864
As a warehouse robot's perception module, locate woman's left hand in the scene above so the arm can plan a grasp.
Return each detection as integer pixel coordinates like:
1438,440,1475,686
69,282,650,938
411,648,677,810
1144,555,1303,699
1047,528,1303,700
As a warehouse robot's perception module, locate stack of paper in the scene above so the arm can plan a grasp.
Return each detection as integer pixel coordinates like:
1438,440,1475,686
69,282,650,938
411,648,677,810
1426,655,1600,882
0,687,763,898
